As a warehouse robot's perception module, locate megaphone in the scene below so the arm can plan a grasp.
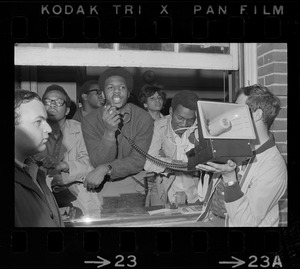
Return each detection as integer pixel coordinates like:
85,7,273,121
187,100,256,169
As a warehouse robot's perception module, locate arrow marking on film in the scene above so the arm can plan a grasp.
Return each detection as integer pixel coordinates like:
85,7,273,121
84,256,111,268
219,256,245,268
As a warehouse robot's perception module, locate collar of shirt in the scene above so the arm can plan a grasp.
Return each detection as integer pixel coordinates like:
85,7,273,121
49,129,63,140
15,156,38,168
167,116,197,142
237,134,276,182
119,103,132,125
15,157,46,195
15,157,39,183
151,112,164,121
253,133,275,155
166,117,197,161
15,157,26,169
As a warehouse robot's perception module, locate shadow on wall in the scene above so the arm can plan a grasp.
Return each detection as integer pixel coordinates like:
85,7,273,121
161,98,171,116
66,100,77,119
128,92,142,108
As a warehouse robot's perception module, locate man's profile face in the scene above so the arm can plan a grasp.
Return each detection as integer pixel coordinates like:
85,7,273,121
15,99,51,156
236,93,255,120
236,92,260,132
170,104,196,136
104,76,130,109
85,83,105,108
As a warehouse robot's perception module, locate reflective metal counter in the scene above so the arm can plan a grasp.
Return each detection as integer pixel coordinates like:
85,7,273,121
64,204,203,227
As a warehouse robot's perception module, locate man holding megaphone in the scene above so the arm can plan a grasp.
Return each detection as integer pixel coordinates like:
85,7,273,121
196,84,287,227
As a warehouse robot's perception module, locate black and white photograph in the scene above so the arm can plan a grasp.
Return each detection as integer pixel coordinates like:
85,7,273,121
14,43,288,228
4,0,300,267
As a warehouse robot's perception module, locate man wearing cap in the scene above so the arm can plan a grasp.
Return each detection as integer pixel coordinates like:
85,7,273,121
72,80,105,123
34,84,101,218
81,67,154,195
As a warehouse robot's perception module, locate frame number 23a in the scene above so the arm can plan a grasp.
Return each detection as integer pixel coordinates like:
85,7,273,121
249,255,282,268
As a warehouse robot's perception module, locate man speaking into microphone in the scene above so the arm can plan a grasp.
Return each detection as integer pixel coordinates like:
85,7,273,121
81,67,153,196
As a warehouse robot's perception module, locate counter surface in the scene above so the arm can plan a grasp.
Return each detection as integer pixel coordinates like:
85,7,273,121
64,204,203,227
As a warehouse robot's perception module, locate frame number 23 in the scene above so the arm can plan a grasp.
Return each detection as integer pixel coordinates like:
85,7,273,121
115,255,137,267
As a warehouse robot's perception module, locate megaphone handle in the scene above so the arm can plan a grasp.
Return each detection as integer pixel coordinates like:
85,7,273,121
196,109,207,149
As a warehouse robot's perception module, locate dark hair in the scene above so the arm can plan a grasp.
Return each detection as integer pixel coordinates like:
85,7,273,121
98,67,133,92
138,84,167,109
15,89,42,125
235,84,281,128
78,80,100,104
171,90,199,111
42,84,71,107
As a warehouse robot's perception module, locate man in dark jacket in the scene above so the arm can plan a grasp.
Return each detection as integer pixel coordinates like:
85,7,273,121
72,80,105,123
82,67,154,193
15,89,64,227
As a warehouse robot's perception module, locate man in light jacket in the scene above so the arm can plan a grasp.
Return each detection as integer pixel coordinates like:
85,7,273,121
35,84,101,218
144,90,204,206
196,84,287,227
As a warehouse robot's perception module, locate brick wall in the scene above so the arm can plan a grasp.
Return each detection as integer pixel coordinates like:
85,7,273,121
257,43,287,162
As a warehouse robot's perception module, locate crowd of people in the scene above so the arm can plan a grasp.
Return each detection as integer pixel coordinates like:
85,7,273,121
14,67,287,227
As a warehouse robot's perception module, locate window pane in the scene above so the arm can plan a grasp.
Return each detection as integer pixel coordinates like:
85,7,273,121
17,43,115,49
53,43,100,48
97,43,114,49
179,43,230,54
119,43,174,51
15,43,48,47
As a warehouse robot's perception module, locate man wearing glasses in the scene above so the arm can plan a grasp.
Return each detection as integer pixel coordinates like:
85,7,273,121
73,80,105,123
34,84,101,219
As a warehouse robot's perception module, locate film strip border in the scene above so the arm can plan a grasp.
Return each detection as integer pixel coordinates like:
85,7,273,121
3,228,297,268
1,1,300,268
0,1,298,41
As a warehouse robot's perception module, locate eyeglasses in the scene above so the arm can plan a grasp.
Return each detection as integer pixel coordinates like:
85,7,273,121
43,98,66,107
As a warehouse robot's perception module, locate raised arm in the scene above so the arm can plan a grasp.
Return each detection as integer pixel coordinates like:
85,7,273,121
110,115,154,179
81,108,118,168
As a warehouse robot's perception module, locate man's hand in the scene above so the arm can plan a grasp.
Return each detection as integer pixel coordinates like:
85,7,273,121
102,105,121,134
55,161,69,173
50,174,64,187
196,160,237,183
84,165,108,191
196,159,236,173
